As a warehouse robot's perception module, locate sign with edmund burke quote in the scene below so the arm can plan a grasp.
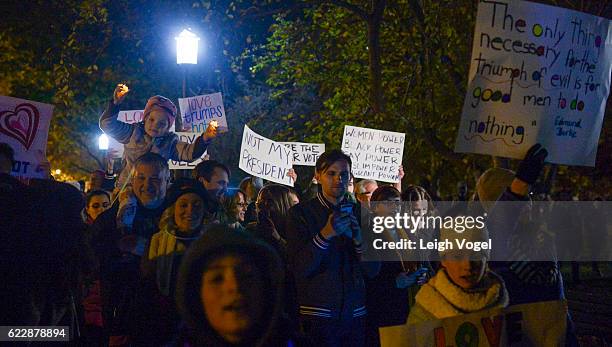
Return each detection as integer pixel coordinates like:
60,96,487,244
455,0,612,166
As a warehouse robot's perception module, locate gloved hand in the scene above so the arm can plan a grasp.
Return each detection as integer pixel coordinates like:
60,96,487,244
516,143,548,185
396,268,429,288
117,188,138,228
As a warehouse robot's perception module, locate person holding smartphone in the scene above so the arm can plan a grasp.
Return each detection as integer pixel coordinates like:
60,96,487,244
365,186,430,346
286,149,380,347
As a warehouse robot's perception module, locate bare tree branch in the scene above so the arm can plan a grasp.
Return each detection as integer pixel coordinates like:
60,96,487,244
73,135,104,170
69,162,94,174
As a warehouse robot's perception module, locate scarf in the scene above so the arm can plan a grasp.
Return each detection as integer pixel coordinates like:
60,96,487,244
414,269,508,319
148,225,201,296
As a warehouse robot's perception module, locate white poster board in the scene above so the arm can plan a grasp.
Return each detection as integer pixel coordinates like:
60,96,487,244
168,132,207,170
454,0,612,166
117,110,144,124
341,125,405,183
239,125,294,186
0,96,53,180
178,92,228,133
280,142,325,166
380,300,567,347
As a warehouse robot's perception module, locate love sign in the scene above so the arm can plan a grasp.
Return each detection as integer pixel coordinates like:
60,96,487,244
0,96,53,179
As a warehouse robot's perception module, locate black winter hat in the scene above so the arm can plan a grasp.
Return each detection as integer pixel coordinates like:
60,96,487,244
164,178,209,208
175,225,285,346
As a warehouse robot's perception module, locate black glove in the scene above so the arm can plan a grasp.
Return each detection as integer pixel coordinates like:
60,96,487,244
516,143,548,185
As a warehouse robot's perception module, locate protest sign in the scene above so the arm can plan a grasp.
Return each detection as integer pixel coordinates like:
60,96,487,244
380,300,567,347
168,132,208,170
117,109,175,130
117,110,144,124
280,142,325,166
239,125,294,186
454,0,612,166
341,125,405,183
178,92,228,133
0,95,53,180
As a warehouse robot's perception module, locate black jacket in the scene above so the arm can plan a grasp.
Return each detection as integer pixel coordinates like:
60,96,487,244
286,192,379,323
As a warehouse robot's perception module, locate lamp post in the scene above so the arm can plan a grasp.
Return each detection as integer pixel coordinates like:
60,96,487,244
98,133,112,174
174,29,200,180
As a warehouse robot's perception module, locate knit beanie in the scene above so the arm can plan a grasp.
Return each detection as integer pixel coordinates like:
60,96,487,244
143,95,177,126
439,221,490,259
476,168,515,213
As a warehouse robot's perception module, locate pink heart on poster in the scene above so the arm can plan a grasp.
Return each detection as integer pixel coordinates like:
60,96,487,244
0,103,40,151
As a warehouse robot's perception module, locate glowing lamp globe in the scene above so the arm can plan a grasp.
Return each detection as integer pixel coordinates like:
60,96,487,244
176,29,200,65
98,134,109,151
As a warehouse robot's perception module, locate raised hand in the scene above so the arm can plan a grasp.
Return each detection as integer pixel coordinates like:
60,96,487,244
202,120,219,141
516,143,548,185
113,84,130,105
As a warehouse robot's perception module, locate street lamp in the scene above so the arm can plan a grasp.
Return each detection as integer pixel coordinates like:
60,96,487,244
176,28,199,101
98,134,109,151
98,133,113,175
176,28,199,65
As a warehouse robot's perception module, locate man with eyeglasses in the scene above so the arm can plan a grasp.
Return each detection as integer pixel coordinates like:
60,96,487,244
354,179,378,205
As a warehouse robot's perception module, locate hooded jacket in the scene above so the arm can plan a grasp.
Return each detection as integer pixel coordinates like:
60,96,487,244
477,168,563,304
175,225,302,347
99,100,210,188
286,192,379,323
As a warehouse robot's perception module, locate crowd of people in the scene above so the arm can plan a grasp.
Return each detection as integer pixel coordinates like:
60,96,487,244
0,87,598,346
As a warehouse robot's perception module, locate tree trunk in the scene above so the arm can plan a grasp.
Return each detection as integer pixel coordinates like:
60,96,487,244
367,0,386,115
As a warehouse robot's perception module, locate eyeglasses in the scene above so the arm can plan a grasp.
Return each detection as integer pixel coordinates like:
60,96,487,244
237,202,249,208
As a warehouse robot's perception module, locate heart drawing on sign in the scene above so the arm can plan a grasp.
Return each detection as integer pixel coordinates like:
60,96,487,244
0,103,40,151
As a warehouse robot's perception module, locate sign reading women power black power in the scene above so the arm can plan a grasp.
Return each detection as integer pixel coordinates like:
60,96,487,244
342,125,405,183
455,0,612,166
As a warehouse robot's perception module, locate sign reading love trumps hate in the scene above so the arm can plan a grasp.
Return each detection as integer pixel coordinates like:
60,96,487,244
239,125,294,186
168,132,207,170
341,125,405,183
455,0,612,166
178,93,228,133
0,95,53,179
